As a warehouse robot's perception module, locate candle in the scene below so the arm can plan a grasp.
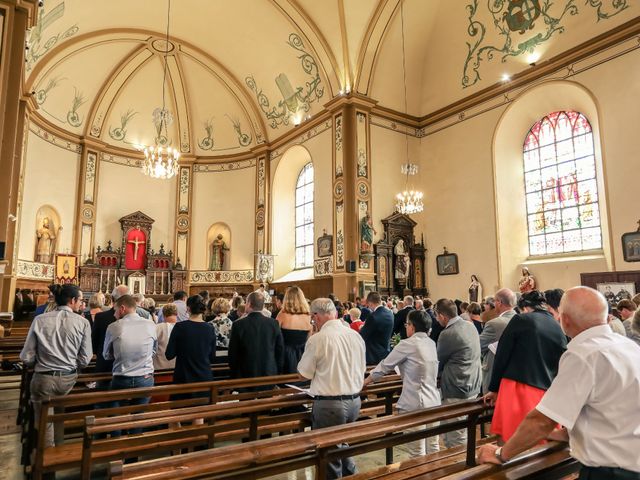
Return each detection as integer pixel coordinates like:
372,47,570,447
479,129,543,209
99,270,103,293
153,271,157,294
168,271,172,294
161,271,164,295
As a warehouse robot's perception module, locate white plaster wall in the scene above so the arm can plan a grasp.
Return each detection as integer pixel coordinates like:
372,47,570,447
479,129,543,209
370,126,422,242
19,131,80,260
191,166,256,270
418,109,503,300
94,161,176,254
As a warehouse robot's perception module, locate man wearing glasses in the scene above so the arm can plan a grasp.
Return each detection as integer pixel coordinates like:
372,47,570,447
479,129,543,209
298,298,366,479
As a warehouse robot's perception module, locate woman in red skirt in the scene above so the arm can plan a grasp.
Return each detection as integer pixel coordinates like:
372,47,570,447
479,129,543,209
483,290,567,442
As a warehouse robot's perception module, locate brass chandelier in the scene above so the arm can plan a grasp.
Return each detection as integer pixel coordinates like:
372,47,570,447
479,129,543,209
141,0,179,179
394,1,423,215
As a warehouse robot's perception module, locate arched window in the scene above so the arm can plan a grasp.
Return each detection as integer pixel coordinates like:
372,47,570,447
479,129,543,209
524,111,602,255
295,163,314,268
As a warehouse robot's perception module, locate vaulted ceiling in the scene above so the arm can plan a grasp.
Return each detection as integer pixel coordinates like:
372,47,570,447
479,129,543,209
25,0,639,156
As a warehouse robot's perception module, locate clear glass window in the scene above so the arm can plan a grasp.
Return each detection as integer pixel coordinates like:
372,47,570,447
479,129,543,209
295,163,314,268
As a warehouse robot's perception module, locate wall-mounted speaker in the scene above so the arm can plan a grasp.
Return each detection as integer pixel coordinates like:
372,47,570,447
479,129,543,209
346,260,356,273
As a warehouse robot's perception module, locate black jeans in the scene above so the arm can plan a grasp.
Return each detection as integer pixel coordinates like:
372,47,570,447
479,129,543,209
580,465,640,480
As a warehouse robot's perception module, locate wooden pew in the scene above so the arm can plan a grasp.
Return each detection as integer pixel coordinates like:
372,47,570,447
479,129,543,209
109,400,492,480
28,374,403,479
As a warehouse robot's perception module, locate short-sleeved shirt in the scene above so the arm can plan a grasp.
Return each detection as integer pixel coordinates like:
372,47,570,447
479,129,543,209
370,332,440,412
536,324,640,472
298,319,366,396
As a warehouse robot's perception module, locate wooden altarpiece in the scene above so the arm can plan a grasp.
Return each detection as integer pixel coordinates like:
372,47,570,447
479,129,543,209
79,211,186,298
373,212,427,298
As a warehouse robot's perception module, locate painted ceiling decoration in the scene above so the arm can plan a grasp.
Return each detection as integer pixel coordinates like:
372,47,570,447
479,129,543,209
22,0,639,154
245,33,324,129
462,0,630,88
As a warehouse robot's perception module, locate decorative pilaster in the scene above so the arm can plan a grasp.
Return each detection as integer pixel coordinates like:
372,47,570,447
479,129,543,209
74,146,99,263
175,162,193,268
355,110,373,273
254,148,270,282
0,2,37,310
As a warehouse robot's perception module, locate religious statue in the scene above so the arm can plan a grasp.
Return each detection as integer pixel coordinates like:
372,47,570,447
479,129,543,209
469,275,483,303
394,239,410,281
209,234,229,271
518,267,536,294
36,216,57,264
360,211,376,254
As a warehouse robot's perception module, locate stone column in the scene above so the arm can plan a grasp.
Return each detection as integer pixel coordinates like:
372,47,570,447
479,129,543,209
0,2,38,311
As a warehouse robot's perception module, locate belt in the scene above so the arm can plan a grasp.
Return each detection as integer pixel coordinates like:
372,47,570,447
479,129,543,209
36,370,77,376
315,393,360,400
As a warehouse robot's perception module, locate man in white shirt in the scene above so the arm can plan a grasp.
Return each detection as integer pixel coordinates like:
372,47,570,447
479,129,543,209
298,298,366,479
364,309,440,457
478,286,640,479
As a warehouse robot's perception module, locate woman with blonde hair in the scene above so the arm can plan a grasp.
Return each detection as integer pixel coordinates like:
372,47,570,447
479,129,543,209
85,292,105,324
276,286,312,374
207,297,233,350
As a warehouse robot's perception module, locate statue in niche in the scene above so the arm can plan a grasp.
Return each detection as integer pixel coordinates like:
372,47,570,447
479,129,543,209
469,275,483,303
394,239,410,280
518,267,536,294
360,211,376,254
35,216,58,264
209,234,229,271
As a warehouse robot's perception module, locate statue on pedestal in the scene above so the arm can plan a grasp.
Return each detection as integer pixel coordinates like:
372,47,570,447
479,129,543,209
210,234,229,271
394,239,410,281
36,217,58,264
518,267,536,294
360,211,376,254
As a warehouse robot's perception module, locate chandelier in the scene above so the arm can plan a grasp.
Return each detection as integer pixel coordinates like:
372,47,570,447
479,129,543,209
141,0,179,179
394,1,424,215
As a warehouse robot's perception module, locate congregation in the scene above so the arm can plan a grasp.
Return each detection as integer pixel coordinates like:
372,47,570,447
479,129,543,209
17,280,640,479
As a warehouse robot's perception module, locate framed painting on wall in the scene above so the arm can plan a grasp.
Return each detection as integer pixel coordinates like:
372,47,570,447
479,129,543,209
596,282,636,307
622,230,640,262
55,254,77,284
436,249,459,276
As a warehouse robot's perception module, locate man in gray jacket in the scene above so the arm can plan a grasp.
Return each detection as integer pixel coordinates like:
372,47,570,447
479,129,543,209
479,288,517,393
435,298,481,448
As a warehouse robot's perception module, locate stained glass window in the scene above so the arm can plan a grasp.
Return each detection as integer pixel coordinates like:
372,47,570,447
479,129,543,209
524,111,602,256
295,163,314,268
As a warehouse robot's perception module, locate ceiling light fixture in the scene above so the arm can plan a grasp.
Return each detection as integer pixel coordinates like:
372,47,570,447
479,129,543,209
142,0,179,180
395,1,423,216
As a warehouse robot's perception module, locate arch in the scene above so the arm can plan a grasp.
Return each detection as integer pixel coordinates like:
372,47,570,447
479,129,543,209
34,205,62,263
206,222,231,271
493,80,613,289
26,29,268,148
271,144,313,279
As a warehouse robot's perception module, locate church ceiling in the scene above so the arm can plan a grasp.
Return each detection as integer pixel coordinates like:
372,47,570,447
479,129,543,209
25,0,638,155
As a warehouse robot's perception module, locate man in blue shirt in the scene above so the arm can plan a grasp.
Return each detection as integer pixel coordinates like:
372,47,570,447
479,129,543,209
103,295,157,417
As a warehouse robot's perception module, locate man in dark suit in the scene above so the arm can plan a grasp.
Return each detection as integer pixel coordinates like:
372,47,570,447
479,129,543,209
393,295,415,339
360,291,394,365
229,291,284,379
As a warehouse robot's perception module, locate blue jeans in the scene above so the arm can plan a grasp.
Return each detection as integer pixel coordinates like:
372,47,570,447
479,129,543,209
110,374,154,436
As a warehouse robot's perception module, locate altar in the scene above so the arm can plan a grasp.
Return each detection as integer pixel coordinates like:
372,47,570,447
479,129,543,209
78,211,186,298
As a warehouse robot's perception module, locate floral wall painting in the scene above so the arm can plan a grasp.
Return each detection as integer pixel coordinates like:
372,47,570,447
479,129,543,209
462,0,630,88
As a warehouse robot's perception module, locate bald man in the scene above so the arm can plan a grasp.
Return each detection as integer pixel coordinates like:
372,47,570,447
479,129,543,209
478,286,640,479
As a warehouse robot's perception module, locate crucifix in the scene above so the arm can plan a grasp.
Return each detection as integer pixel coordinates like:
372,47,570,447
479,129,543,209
128,236,146,261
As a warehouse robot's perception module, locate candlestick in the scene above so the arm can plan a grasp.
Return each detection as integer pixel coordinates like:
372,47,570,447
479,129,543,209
161,271,164,295
153,271,157,295
99,270,103,293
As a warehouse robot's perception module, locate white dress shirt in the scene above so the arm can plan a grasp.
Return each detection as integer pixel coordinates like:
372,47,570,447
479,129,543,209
370,332,440,412
153,322,176,370
20,306,92,372
298,319,366,396
536,324,640,472
103,313,157,376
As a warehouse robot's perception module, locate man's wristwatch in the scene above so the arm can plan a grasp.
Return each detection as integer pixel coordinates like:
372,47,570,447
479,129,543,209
495,447,506,463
